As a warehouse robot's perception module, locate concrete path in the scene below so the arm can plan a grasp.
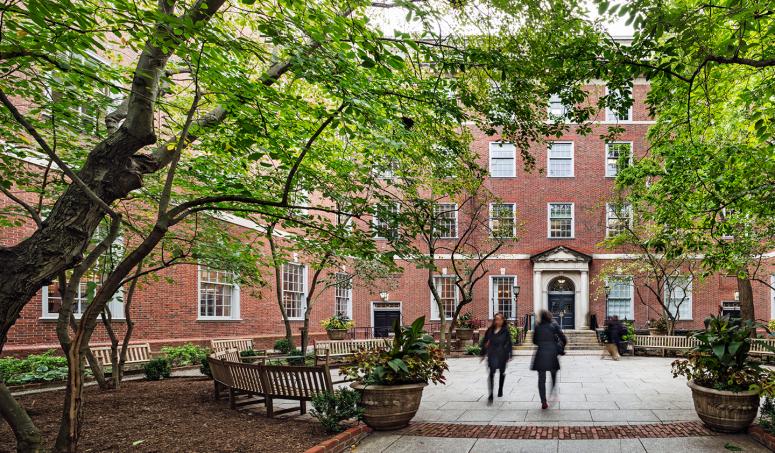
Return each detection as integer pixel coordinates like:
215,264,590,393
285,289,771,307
355,432,770,452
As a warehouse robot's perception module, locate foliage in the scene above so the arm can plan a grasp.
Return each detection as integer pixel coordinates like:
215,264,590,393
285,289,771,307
274,339,293,354
759,397,775,434
768,320,775,336
455,312,476,329
310,388,362,434
650,317,668,333
239,349,261,358
143,358,172,381
342,317,447,385
0,350,71,386
160,343,208,367
622,321,635,343
509,325,521,344
671,315,775,395
320,314,354,331
464,345,481,356
199,356,212,378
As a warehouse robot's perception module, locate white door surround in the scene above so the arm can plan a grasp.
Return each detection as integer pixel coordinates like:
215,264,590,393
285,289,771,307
531,246,592,330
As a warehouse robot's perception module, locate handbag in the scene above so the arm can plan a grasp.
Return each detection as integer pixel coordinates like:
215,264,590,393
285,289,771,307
554,324,566,356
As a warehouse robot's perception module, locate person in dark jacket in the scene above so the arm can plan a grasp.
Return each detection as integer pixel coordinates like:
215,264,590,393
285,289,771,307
531,310,567,409
604,316,622,360
479,312,513,404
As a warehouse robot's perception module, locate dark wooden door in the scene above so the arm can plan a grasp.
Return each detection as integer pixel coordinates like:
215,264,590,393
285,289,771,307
373,310,401,337
549,293,575,330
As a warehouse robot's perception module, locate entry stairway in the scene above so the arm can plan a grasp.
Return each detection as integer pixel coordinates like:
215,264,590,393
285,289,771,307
515,329,602,351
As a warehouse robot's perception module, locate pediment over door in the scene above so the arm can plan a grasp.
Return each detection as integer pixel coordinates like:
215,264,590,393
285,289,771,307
530,246,592,264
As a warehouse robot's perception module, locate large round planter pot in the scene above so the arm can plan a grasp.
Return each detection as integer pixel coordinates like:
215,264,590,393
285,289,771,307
326,329,348,340
456,328,473,341
351,382,427,430
688,381,760,433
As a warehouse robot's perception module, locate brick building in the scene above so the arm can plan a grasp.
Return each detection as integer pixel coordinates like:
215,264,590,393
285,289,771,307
2,78,774,355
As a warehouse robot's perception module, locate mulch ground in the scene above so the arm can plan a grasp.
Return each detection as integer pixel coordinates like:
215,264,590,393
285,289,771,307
0,377,328,452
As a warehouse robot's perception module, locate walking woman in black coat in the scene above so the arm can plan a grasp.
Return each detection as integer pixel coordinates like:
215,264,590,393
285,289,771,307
479,313,513,404
531,309,567,409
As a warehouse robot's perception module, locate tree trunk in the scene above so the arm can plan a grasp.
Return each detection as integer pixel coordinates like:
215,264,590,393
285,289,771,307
0,382,43,453
737,276,755,329
54,343,86,453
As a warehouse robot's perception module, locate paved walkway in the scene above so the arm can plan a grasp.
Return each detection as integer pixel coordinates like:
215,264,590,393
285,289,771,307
353,355,771,452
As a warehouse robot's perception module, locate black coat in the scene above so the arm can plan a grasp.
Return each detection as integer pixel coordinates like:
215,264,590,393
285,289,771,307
530,321,567,372
605,321,625,344
479,326,513,369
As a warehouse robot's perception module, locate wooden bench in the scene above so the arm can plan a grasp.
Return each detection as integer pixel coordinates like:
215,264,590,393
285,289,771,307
634,335,774,357
90,343,155,367
208,358,334,417
313,338,390,366
211,338,254,353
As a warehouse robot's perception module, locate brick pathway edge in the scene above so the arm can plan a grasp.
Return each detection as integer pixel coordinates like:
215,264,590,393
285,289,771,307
303,424,373,453
399,421,720,440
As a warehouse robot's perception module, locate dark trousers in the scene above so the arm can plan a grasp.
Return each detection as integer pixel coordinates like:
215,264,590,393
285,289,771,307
488,365,506,396
537,370,557,403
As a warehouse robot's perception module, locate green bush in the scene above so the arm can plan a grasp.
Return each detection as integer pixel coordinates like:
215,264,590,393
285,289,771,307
0,350,70,386
760,397,775,434
622,321,636,342
465,344,481,356
310,388,362,433
199,356,212,378
508,325,521,344
274,338,292,354
144,358,171,381
160,343,208,367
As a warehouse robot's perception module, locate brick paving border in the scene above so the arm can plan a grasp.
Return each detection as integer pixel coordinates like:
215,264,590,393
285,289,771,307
399,421,718,440
303,424,372,453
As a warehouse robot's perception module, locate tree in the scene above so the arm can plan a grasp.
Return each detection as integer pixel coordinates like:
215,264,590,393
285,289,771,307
597,0,775,325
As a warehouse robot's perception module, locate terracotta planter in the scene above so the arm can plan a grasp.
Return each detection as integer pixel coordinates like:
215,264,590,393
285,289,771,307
351,382,427,430
326,329,348,340
455,328,473,341
688,381,760,433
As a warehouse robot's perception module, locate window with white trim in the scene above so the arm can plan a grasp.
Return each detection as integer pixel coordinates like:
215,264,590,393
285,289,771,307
605,142,632,177
665,276,692,320
606,203,632,237
431,276,457,320
334,273,352,318
198,266,240,320
490,276,516,320
282,263,306,320
547,142,574,177
489,142,516,177
548,93,569,120
433,203,457,238
605,86,633,122
606,276,633,320
373,203,400,240
548,203,574,238
489,203,516,238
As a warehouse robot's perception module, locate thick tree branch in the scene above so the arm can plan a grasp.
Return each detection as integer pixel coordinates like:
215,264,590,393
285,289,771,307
0,186,42,227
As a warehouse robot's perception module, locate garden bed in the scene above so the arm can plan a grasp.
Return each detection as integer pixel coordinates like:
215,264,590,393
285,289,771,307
0,377,327,452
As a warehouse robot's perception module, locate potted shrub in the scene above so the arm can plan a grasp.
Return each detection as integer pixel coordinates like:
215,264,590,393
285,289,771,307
455,312,476,341
320,314,354,340
671,315,775,433
343,316,448,430
648,317,668,335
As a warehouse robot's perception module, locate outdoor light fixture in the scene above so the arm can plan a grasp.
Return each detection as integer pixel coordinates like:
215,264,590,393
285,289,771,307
604,284,611,296
604,283,611,319
379,290,389,302
557,278,566,285
513,285,521,297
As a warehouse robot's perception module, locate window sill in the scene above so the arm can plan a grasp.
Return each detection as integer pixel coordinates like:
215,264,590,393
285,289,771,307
546,176,575,179
489,176,517,179
40,316,126,322
197,318,243,322
547,237,575,240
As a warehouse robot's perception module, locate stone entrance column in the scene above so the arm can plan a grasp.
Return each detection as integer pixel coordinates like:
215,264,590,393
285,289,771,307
532,270,542,320
578,270,590,329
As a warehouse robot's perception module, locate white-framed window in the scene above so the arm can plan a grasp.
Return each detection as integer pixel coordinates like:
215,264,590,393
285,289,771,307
372,202,400,240
605,142,633,177
665,276,692,320
606,203,632,237
431,276,457,320
490,276,516,320
489,142,516,178
334,273,352,318
547,142,574,177
548,203,574,238
375,159,398,180
721,301,741,318
605,86,633,122
282,263,307,320
198,266,240,320
548,93,569,120
433,203,458,238
42,277,125,320
489,203,516,238
606,276,634,320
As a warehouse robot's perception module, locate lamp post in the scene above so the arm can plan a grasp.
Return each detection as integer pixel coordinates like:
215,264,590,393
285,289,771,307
604,283,611,319
512,284,521,325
